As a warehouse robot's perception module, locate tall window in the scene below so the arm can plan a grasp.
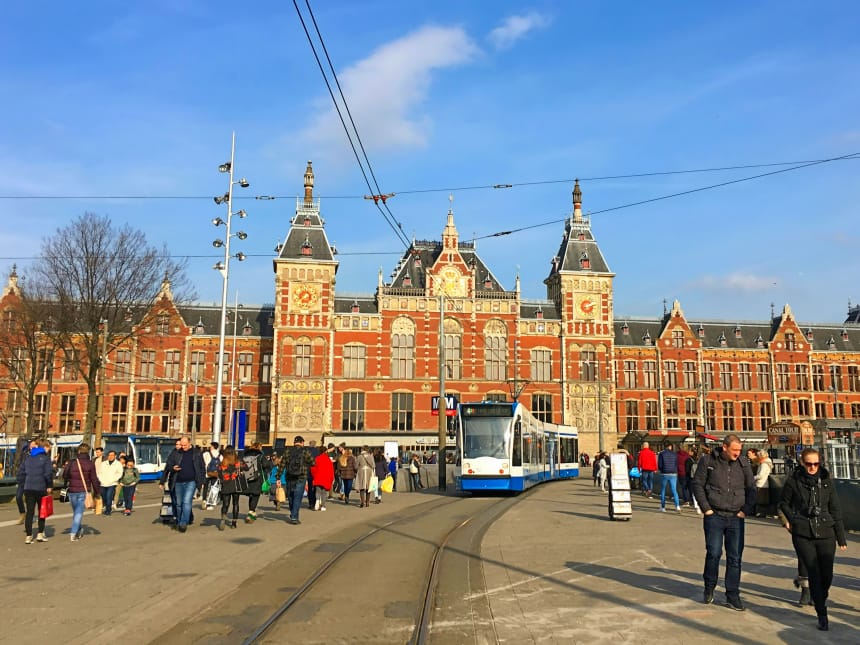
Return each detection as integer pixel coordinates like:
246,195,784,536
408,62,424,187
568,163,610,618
812,364,824,391
62,351,80,381
672,329,684,348
165,350,181,381
798,399,810,417
59,394,76,433
719,363,733,390
261,353,272,383
849,365,860,393
830,364,842,391
444,319,462,379
581,350,597,381
785,332,796,350
391,392,413,431
190,351,205,382
776,363,790,390
258,398,270,440
759,401,772,431
135,391,154,433
702,362,714,389
342,392,364,430
187,395,202,434
683,361,696,389
484,320,507,381
623,361,637,388
140,350,156,380
665,397,679,428
156,314,170,336
722,401,735,431
757,363,770,390
685,397,697,431
530,349,552,382
706,401,717,431
738,363,751,391
814,402,826,419
663,361,677,388
741,402,754,431
779,398,792,418
114,350,131,380
391,318,415,379
294,343,311,377
10,347,26,380
645,400,658,430
238,352,253,381
625,400,639,431
531,394,552,422
643,361,657,388
111,395,128,432
33,394,49,432
343,345,366,378
795,364,809,391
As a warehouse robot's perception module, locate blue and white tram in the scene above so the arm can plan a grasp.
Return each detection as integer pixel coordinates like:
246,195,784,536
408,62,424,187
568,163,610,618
458,401,579,492
102,434,178,482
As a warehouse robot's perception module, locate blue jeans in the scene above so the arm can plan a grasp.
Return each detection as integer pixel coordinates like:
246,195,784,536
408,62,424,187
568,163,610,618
640,470,654,493
174,480,197,528
660,474,680,508
69,492,86,537
122,484,136,511
101,485,116,515
287,479,305,521
703,513,745,595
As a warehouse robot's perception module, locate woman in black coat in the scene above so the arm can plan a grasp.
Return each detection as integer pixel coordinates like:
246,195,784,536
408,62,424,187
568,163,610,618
17,439,54,543
778,448,848,631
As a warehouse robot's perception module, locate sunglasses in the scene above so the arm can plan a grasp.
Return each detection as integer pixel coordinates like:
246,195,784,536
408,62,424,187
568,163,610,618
803,461,820,468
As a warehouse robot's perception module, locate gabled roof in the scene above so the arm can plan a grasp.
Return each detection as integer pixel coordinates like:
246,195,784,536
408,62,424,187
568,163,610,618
546,180,612,279
275,161,338,266
177,304,275,337
386,239,506,293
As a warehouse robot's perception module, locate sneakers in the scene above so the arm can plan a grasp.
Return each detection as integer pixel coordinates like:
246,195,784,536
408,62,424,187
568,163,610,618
320,506,327,511
314,499,321,511
676,506,682,513
725,595,745,611
288,518,301,525
71,534,80,542
35,533,48,542
124,509,131,516
703,589,714,604
660,507,666,512
25,535,34,544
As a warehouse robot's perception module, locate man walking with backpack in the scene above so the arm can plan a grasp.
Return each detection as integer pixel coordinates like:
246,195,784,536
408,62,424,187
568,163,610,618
280,436,315,525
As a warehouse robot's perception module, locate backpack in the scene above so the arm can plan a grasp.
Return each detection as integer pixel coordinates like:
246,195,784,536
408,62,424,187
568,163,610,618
285,448,305,479
206,452,221,476
242,454,261,482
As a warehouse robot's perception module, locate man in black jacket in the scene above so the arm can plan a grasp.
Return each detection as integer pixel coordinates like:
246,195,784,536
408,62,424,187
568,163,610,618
159,436,205,532
692,434,755,611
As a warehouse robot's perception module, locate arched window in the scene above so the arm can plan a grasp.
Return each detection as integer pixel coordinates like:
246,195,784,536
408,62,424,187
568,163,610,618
484,319,507,380
444,318,462,379
391,317,415,379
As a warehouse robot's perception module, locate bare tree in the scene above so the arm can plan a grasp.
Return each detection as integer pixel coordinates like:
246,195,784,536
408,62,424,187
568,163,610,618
0,267,57,437
30,212,192,447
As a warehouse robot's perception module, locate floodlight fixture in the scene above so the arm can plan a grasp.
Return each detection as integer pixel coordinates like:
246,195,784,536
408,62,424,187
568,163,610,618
235,231,247,240
212,239,224,248
219,162,232,173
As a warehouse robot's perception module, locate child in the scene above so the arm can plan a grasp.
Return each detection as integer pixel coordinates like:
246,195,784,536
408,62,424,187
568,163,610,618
116,454,128,509
119,457,140,515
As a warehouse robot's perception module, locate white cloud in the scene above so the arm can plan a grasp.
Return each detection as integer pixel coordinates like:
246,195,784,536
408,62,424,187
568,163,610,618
487,12,551,50
300,25,478,156
687,272,778,292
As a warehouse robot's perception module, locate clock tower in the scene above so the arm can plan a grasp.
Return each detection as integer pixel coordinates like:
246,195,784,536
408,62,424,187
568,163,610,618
544,180,616,454
271,161,339,441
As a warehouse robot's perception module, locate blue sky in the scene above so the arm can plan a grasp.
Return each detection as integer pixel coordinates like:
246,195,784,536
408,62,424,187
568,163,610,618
2,1,859,324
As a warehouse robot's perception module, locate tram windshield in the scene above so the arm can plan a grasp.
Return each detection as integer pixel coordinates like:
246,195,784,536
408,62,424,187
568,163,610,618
462,417,510,459
135,438,159,467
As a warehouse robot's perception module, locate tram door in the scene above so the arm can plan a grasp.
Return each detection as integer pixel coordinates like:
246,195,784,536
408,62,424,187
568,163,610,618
547,437,557,479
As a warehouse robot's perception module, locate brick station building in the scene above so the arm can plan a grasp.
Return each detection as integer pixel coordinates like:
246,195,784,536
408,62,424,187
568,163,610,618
2,163,860,458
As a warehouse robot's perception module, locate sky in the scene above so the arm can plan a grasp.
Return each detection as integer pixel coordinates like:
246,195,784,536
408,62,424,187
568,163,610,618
1,1,859,325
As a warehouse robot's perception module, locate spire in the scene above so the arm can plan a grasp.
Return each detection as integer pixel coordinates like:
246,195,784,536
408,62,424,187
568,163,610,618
158,272,173,300
303,161,314,205
572,179,583,223
3,264,19,296
442,194,459,249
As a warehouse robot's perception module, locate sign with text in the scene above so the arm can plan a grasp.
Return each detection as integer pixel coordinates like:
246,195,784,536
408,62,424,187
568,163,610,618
431,394,458,417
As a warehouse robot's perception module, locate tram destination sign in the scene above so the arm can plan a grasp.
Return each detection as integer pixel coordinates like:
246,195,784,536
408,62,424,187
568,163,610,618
431,394,459,417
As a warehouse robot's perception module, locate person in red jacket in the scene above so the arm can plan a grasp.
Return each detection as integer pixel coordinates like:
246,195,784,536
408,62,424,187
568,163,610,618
310,443,336,511
637,442,658,497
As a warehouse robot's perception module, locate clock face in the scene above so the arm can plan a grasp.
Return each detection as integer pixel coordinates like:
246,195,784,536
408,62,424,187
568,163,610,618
292,283,320,310
577,296,596,318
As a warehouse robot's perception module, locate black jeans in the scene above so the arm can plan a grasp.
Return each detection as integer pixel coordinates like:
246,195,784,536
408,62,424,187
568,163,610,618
792,534,836,615
221,492,240,520
24,490,46,536
16,484,25,513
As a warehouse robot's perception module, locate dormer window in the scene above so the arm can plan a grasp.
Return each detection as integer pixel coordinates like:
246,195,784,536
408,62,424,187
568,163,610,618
403,275,412,287
579,252,590,269
734,325,742,339
243,320,252,336
536,307,544,320
577,232,585,241
718,332,727,347
483,274,493,289
827,336,836,349
414,256,422,267
301,235,313,256
303,216,311,226
622,322,629,335
643,330,652,346
351,300,360,314
842,328,849,341
195,318,205,334
697,324,705,338
754,334,764,349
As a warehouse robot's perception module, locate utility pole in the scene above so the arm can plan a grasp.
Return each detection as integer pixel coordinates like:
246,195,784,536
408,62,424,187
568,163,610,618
438,294,447,491
95,319,108,449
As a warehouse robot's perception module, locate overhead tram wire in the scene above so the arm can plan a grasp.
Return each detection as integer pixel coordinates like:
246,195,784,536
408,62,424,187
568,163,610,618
474,150,860,241
1,153,857,201
292,0,411,250
303,0,409,247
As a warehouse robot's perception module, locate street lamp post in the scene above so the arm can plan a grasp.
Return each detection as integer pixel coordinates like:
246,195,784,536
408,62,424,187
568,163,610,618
227,293,242,446
212,132,250,445
437,294,446,491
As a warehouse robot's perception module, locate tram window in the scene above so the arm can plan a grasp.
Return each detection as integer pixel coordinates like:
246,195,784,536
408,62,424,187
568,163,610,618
512,421,522,466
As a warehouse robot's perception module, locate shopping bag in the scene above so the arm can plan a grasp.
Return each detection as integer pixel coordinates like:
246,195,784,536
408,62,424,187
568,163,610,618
94,496,104,515
380,474,394,494
39,494,54,519
368,475,379,493
275,485,286,504
206,479,222,507
59,488,70,503
261,478,271,494
84,492,95,509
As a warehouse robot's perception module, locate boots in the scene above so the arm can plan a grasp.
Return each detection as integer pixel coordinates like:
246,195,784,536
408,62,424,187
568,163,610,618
230,520,237,529
817,610,828,631
218,514,226,531
794,577,812,607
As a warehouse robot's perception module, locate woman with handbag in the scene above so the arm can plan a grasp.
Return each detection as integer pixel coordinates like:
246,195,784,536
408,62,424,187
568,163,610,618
62,443,101,542
778,448,848,631
17,439,54,544
217,447,245,530
354,446,375,508
372,448,387,504
336,449,357,505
